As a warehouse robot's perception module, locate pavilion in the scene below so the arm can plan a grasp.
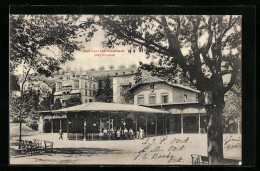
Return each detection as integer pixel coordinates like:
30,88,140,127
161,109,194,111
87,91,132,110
38,102,170,140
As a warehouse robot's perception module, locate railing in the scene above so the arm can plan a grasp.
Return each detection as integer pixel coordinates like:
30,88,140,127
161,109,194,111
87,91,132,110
68,132,136,141
68,133,84,140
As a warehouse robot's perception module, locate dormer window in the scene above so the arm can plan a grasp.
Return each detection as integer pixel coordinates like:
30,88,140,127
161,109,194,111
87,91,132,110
149,94,156,104
74,80,79,88
162,93,168,104
138,95,144,105
115,72,118,75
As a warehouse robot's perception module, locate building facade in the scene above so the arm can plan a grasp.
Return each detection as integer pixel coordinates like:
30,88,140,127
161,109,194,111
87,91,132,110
129,76,207,134
112,68,151,104
112,72,136,104
20,81,53,94
53,70,98,107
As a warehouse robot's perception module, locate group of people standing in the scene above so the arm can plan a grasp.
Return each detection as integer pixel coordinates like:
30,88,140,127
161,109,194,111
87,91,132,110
102,127,144,140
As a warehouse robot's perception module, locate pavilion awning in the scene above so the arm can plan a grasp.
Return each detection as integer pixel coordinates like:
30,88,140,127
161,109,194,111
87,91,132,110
52,102,169,114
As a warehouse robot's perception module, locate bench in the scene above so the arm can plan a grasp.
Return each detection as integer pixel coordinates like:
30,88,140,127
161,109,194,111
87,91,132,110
33,139,45,153
24,140,39,155
13,140,27,155
44,141,53,152
191,154,209,165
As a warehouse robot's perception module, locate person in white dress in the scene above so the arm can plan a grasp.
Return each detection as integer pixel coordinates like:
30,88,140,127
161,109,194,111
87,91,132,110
139,127,143,139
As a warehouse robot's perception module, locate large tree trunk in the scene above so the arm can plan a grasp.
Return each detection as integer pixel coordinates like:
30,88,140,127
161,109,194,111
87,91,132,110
205,90,225,165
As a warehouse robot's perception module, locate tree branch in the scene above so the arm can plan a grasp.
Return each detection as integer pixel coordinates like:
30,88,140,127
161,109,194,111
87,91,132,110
223,70,238,93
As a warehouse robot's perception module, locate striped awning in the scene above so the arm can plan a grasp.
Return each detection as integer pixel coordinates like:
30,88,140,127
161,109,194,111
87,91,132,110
63,82,71,87
53,92,63,96
70,90,81,94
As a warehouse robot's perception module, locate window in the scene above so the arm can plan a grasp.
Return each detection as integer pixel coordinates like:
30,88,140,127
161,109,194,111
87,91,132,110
196,94,199,102
90,83,92,89
149,94,156,104
85,89,88,96
74,80,79,88
57,82,62,91
93,84,96,90
184,94,188,102
89,99,93,102
85,82,88,88
138,95,144,105
90,90,94,97
85,99,88,103
162,94,168,103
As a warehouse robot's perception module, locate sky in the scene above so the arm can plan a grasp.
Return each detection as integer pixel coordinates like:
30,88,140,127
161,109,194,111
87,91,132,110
15,24,152,75
13,15,236,84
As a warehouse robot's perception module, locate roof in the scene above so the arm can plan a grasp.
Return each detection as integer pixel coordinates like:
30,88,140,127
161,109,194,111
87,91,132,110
52,102,169,114
129,76,200,93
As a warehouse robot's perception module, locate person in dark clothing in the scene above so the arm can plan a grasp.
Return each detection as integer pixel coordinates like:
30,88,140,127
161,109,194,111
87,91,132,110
59,129,63,140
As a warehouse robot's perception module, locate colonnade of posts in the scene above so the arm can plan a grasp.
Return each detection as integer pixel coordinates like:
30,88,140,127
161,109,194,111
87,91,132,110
45,113,203,138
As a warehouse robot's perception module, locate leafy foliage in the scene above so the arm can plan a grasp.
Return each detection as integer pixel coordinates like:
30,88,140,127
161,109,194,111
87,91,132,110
118,64,126,69
99,66,105,70
94,75,113,103
10,15,83,132
10,15,81,76
109,65,115,70
66,95,82,107
223,78,241,131
10,74,20,92
52,98,62,110
10,90,40,130
80,15,241,94
133,67,143,84
129,64,137,68
39,92,54,111
121,91,134,104
79,15,242,161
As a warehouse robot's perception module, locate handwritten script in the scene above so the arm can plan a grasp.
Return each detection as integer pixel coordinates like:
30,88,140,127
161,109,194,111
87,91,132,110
133,136,191,164
224,135,241,151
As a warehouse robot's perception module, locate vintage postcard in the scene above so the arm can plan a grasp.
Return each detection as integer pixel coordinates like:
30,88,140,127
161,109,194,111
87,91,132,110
9,14,242,165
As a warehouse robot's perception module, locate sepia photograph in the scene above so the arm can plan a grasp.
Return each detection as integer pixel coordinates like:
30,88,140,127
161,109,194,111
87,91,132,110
9,14,242,165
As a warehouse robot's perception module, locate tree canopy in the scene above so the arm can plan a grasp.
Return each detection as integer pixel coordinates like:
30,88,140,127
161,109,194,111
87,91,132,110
10,15,81,76
94,76,113,103
79,15,242,163
66,95,82,107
